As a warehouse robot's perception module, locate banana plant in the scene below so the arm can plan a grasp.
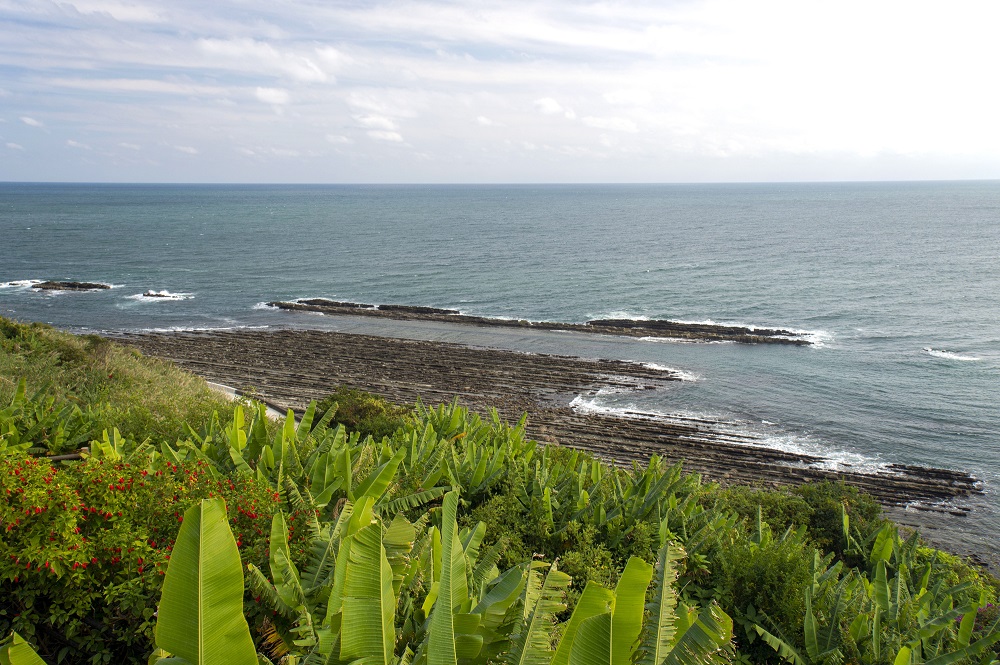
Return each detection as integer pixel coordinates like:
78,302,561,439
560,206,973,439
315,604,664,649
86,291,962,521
153,498,258,665
0,632,47,665
550,543,733,665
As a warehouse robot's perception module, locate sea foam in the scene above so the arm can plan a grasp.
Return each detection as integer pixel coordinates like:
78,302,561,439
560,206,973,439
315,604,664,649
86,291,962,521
568,394,890,475
125,290,194,302
0,279,43,289
923,348,980,362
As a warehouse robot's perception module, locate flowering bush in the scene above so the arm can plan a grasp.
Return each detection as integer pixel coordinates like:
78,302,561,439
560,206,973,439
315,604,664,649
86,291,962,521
0,453,280,665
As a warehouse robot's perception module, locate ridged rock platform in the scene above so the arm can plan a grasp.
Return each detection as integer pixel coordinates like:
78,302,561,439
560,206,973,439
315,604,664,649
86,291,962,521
117,328,981,513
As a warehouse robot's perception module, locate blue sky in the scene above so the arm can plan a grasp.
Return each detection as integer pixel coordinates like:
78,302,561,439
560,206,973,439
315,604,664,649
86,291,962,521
1,0,999,183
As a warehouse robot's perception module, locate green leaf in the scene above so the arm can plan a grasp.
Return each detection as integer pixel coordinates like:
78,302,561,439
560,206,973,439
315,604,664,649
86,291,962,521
662,603,732,665
354,447,406,503
552,582,614,665
753,623,806,665
505,562,571,665
426,490,467,665
339,523,396,664
569,613,612,665
611,556,654,665
0,632,47,665
873,561,890,612
155,498,257,665
636,543,684,665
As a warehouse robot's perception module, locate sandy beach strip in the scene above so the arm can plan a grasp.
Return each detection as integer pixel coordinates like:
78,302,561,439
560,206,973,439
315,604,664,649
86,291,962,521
116,328,981,512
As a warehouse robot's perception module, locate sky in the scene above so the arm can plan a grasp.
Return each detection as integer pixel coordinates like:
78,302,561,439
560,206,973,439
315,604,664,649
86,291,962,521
1,0,999,183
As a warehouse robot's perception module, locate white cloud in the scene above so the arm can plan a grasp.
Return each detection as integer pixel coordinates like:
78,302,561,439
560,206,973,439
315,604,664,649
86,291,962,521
534,97,563,115
197,38,327,83
65,1,163,23
582,116,639,133
6,142,24,151
356,115,397,131
48,78,230,97
2,0,1000,181
67,139,92,149
367,130,403,142
255,87,290,105
604,89,652,106
174,145,198,154
118,142,141,150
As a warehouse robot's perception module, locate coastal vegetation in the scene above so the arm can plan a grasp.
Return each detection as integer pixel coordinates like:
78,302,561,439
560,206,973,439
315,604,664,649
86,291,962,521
1,317,998,664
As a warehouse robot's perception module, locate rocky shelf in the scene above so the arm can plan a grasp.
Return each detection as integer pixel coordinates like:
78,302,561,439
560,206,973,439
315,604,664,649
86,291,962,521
118,328,981,510
33,280,111,291
266,299,811,345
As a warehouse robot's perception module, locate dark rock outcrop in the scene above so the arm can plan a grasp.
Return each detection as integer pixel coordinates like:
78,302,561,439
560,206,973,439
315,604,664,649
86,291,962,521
33,281,111,291
266,299,809,345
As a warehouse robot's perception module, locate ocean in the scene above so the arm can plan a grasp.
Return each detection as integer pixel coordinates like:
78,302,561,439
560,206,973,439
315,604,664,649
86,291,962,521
2,182,998,557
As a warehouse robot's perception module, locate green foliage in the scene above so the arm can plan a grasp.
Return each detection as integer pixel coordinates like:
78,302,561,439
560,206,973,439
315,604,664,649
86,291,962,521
2,319,998,664
708,518,814,663
0,317,242,447
316,386,413,440
0,453,278,664
154,498,257,665
792,481,883,558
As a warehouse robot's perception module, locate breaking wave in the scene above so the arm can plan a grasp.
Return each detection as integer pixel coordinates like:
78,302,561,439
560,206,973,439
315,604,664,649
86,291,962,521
923,348,980,362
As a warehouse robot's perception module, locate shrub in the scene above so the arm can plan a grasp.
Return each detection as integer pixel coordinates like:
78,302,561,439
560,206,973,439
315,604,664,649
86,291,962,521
315,386,411,440
0,453,280,664
793,480,883,558
708,527,814,664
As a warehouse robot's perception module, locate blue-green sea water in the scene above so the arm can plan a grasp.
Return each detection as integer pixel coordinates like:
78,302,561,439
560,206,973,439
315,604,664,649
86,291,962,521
2,182,998,555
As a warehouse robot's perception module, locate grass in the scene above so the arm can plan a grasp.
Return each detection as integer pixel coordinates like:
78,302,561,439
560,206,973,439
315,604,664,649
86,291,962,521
0,317,241,445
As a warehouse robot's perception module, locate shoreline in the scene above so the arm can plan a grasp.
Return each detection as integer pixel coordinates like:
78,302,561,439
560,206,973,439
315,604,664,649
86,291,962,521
266,299,813,345
112,327,994,571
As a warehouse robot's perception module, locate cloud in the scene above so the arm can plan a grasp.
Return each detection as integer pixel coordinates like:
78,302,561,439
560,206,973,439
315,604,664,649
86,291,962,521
356,115,398,131
367,130,404,142
603,89,652,106
255,87,290,105
534,97,563,115
2,0,1000,182
48,78,230,97
197,38,328,83
582,116,639,133
174,145,198,154
6,142,24,151
65,1,163,23
67,139,92,149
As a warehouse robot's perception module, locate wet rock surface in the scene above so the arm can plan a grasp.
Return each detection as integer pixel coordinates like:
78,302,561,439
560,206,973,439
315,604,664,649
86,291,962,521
267,299,810,344
118,328,980,512
33,280,111,291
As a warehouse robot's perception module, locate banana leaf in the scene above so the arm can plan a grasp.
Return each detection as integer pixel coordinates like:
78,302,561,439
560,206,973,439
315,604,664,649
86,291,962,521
154,498,257,665
0,632,47,665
